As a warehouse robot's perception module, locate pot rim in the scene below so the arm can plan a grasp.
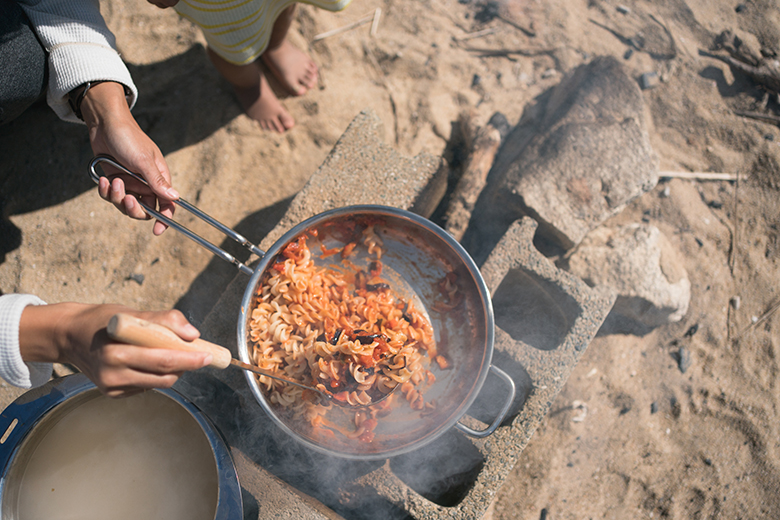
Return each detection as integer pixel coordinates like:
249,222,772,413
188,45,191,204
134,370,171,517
237,205,496,460
0,374,242,519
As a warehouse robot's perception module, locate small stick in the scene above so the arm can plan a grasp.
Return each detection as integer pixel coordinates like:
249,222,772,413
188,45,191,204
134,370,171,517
453,27,497,42
729,168,740,273
735,299,780,339
444,112,507,240
370,8,381,37
461,46,561,58
659,171,740,181
648,14,677,60
699,50,780,93
497,14,535,37
312,12,375,42
733,110,780,126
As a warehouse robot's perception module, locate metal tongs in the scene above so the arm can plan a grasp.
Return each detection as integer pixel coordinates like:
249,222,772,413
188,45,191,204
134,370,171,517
88,155,263,275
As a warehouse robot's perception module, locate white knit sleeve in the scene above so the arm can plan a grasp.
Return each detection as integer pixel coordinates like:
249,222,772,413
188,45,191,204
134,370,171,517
0,294,52,388
18,0,138,122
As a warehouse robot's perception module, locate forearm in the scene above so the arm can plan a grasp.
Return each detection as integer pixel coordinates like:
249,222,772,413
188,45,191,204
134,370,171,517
84,82,179,236
18,0,138,121
3,293,211,396
17,301,210,397
79,81,137,137
18,302,88,364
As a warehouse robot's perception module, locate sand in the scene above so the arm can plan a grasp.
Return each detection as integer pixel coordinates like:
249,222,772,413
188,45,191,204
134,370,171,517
1,0,779,518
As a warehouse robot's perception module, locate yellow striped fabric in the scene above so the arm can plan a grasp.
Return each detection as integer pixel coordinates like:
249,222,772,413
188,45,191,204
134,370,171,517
175,0,352,65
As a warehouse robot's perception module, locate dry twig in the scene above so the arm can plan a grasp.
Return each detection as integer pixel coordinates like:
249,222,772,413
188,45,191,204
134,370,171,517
453,27,497,42
496,13,535,38
460,45,561,59
659,171,740,181
733,110,780,126
312,9,381,42
649,14,677,60
735,299,780,340
699,49,780,94
729,169,740,273
370,8,381,37
444,112,507,240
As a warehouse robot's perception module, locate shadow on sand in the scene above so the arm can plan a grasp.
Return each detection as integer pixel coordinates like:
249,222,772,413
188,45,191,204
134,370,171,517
173,197,292,327
0,43,242,260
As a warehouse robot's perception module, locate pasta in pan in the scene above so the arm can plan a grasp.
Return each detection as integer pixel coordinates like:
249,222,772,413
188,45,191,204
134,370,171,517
247,221,442,442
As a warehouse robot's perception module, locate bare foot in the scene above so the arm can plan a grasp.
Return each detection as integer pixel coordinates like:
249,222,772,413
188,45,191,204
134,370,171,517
233,70,295,133
262,40,318,96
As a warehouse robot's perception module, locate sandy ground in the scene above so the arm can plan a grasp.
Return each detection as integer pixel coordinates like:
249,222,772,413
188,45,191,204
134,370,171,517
2,0,780,518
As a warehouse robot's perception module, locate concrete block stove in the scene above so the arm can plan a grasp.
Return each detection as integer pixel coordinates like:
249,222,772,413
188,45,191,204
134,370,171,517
175,109,616,520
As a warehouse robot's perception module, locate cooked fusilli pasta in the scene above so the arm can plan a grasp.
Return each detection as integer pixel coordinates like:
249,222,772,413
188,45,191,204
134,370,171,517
248,222,439,442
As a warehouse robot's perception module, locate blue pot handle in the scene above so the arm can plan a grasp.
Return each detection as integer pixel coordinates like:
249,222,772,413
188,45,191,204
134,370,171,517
0,375,93,474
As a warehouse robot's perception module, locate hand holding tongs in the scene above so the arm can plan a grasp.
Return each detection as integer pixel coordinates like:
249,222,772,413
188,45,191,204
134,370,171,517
89,155,264,275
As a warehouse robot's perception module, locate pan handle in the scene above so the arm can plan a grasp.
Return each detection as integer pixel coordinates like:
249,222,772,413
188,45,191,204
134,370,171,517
454,365,516,438
88,155,264,275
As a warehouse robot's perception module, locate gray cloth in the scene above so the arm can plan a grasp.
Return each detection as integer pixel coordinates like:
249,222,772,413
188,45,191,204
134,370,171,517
0,0,47,125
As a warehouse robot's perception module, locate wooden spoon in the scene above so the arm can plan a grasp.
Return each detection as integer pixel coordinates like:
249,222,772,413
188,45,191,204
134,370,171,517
107,313,395,407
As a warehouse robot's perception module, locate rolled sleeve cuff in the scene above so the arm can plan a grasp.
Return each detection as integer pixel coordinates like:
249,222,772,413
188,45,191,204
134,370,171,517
0,295,52,388
47,43,138,123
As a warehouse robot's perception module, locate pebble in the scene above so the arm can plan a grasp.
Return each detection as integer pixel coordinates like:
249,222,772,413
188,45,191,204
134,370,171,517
735,3,747,13
684,324,699,337
541,68,557,79
650,401,658,414
517,72,531,86
639,71,660,90
660,185,671,198
128,273,145,285
616,5,631,14
731,296,741,310
624,48,634,60
678,346,692,373
488,112,511,139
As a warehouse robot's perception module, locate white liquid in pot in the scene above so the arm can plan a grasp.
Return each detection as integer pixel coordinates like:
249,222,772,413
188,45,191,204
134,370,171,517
14,390,218,520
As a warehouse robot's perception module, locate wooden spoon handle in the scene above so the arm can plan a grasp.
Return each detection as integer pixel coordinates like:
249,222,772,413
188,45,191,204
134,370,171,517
107,313,232,369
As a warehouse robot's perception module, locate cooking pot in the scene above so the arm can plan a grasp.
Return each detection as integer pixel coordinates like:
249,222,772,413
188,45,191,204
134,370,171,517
88,156,515,460
0,374,242,520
